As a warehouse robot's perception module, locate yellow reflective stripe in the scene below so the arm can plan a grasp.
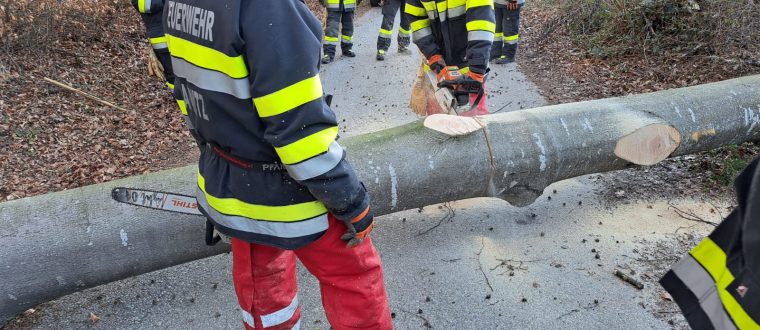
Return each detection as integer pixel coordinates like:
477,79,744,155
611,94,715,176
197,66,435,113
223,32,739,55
275,126,338,165
327,0,340,4
197,173,328,222
399,27,411,34
411,19,431,32
459,66,470,74
324,36,339,42
166,82,175,90
149,36,167,45
495,32,504,38
505,34,519,41
341,35,352,41
691,238,760,329
436,1,447,13
166,35,247,79
176,99,188,115
344,0,356,4
380,28,392,35
466,20,496,32
405,3,427,16
466,0,493,10
138,0,147,13
420,0,436,11
449,0,466,8
253,75,323,118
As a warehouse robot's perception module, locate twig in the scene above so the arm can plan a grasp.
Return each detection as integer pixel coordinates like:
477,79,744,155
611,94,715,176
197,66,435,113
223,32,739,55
475,237,494,292
668,203,717,227
556,300,600,320
417,203,454,236
401,309,432,329
490,101,513,114
674,224,698,234
490,258,542,271
556,309,580,320
44,77,128,111
614,269,644,290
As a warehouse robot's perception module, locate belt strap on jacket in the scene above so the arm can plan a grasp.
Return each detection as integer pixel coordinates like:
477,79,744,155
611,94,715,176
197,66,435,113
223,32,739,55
206,143,286,172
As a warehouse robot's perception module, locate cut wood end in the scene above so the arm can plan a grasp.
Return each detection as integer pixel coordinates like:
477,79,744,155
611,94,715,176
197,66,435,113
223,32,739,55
614,124,682,166
423,114,483,136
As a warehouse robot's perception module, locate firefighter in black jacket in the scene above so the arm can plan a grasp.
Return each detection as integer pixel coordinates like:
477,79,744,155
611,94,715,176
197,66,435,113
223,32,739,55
162,0,392,328
405,0,495,116
130,0,175,89
376,0,411,61
322,0,358,63
661,157,760,329
130,0,193,130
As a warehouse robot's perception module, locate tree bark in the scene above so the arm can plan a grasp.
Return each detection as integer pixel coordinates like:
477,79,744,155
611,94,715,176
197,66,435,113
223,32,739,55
2,75,759,324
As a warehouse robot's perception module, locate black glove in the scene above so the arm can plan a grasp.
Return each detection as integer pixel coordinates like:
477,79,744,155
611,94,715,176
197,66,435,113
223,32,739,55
339,206,374,248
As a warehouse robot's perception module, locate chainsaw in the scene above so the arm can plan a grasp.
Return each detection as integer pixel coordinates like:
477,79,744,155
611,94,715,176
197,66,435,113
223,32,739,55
111,187,227,245
421,65,485,115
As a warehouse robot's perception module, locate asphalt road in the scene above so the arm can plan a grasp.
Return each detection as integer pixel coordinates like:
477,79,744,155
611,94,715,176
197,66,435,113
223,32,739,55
5,8,717,330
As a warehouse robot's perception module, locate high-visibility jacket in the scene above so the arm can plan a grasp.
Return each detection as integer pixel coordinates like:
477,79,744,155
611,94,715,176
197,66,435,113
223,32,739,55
326,0,357,12
131,0,170,60
661,157,760,330
162,0,369,249
404,0,495,73
131,0,190,129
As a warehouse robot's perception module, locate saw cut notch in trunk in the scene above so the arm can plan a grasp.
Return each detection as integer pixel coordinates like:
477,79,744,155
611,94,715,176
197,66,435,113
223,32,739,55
614,124,682,165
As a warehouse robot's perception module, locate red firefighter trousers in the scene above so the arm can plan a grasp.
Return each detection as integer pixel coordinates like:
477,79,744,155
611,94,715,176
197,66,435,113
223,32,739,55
231,215,392,330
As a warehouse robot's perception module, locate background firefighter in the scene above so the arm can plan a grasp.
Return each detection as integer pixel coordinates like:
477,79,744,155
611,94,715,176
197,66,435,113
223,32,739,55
130,0,195,133
404,0,496,116
491,0,523,64
322,0,358,63
375,0,412,61
162,0,393,329
130,0,176,90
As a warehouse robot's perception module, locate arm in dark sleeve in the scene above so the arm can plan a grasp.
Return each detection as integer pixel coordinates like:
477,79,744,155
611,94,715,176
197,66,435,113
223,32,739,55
131,0,164,14
405,0,441,60
241,0,369,221
464,0,495,73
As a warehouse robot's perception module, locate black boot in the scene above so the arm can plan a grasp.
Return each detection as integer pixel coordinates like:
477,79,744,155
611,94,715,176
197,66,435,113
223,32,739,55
376,50,385,61
321,54,334,64
342,48,356,57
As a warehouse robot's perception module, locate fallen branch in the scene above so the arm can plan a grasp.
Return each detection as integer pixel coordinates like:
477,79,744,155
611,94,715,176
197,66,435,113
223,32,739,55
614,269,644,290
44,77,129,112
475,237,494,292
668,203,717,227
416,203,454,236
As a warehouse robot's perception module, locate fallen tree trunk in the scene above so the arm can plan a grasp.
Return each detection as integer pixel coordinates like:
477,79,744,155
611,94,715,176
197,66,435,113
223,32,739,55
2,75,759,324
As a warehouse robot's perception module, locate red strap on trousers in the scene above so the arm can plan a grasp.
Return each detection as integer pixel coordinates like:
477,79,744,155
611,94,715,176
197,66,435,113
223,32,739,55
231,215,392,330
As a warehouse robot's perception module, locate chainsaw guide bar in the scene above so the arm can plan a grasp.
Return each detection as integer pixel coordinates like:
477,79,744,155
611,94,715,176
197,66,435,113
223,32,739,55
111,187,203,216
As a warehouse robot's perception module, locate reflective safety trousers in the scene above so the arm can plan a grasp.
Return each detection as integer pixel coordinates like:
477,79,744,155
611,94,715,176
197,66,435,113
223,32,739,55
405,0,495,73
326,0,357,12
661,157,760,330
232,215,392,330
163,0,369,249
